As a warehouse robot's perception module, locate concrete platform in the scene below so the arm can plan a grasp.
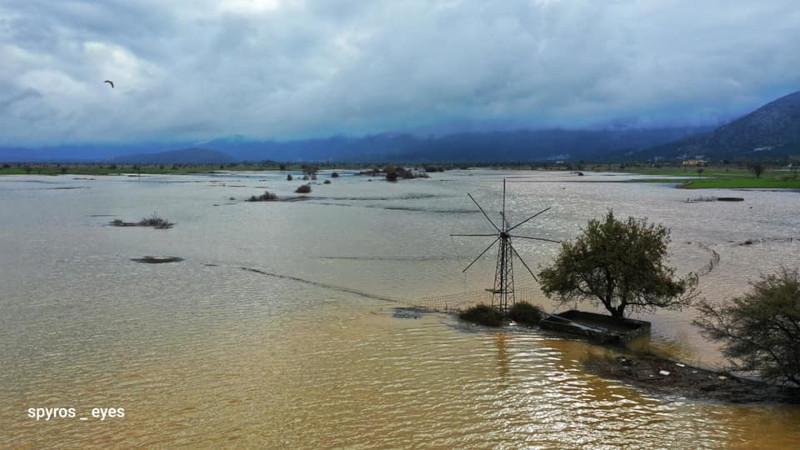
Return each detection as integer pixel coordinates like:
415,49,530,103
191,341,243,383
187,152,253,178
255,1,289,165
540,310,651,346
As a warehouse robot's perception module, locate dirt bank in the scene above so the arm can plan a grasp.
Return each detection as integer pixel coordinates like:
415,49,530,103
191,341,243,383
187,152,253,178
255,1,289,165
585,355,800,404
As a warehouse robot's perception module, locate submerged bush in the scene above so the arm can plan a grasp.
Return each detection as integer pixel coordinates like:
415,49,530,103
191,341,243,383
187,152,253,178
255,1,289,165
247,191,278,202
295,184,312,194
509,302,544,325
138,214,174,229
287,174,293,181
459,304,503,327
694,268,800,385
110,214,174,229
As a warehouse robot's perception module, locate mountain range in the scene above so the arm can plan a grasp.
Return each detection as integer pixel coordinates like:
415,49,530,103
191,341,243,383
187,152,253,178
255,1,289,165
2,91,798,163
635,91,800,161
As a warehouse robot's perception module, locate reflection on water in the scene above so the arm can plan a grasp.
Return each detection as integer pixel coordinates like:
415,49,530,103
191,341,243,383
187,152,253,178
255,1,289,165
1,170,799,447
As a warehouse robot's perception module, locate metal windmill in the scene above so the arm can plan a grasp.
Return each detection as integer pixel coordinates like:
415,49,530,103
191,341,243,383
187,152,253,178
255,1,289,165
452,179,559,313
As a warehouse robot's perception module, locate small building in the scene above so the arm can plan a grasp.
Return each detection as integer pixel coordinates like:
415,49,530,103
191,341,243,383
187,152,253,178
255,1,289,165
682,159,707,167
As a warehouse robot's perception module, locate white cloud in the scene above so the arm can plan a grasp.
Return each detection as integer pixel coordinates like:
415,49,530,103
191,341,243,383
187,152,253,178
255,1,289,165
1,0,799,144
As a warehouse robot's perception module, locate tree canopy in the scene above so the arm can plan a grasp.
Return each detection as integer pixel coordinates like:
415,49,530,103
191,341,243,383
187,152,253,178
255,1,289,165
694,268,800,385
538,211,697,318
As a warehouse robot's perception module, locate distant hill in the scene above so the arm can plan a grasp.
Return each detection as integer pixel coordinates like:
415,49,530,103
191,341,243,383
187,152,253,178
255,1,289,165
110,148,237,164
198,127,707,163
0,127,711,163
638,91,800,160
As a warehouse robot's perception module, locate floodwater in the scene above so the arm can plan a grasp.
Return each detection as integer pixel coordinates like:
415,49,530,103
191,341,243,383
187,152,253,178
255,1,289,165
1,169,798,448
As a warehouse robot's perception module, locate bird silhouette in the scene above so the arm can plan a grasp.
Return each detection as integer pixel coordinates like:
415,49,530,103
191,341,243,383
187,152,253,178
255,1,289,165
104,80,114,88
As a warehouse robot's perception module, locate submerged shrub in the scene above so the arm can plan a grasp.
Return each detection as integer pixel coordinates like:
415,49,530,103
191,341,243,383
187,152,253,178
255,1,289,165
139,214,174,229
459,305,503,327
694,268,800,385
247,191,279,202
287,174,293,181
111,214,174,229
295,184,312,194
509,302,544,325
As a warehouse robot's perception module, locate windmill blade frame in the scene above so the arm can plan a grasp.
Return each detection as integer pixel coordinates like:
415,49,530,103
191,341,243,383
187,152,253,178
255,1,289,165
462,237,499,273
467,193,500,232
509,235,562,244
507,207,551,233
509,243,539,283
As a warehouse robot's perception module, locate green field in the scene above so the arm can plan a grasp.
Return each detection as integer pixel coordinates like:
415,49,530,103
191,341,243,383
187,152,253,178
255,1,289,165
621,166,800,190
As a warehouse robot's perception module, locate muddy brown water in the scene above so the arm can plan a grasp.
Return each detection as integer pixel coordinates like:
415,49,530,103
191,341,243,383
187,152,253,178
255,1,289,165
1,170,799,448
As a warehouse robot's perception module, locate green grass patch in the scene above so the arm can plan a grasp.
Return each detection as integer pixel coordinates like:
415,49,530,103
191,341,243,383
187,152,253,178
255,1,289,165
680,178,800,189
622,165,800,190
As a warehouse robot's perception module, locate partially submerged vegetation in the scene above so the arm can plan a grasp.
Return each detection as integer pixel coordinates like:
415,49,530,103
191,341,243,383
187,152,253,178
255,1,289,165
246,190,279,202
694,268,800,386
458,304,503,327
355,165,431,182
458,302,543,327
110,214,174,229
295,184,312,194
585,354,800,404
538,211,698,318
132,256,184,263
508,302,545,326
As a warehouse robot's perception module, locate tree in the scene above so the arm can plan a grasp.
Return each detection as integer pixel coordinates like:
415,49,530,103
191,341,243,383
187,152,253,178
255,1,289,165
538,211,697,318
693,269,800,385
385,165,399,182
748,162,764,178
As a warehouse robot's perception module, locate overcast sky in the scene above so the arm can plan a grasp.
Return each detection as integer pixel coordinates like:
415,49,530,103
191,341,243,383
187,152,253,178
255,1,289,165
1,0,799,145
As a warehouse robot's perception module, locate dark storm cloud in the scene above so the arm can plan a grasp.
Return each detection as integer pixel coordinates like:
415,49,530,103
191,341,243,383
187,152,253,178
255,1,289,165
1,0,799,144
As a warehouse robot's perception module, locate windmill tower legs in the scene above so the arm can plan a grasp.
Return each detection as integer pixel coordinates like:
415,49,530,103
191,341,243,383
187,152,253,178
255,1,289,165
492,236,515,313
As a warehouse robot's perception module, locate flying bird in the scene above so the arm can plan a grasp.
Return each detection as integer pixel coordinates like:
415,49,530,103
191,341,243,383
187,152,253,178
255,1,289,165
104,80,114,88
